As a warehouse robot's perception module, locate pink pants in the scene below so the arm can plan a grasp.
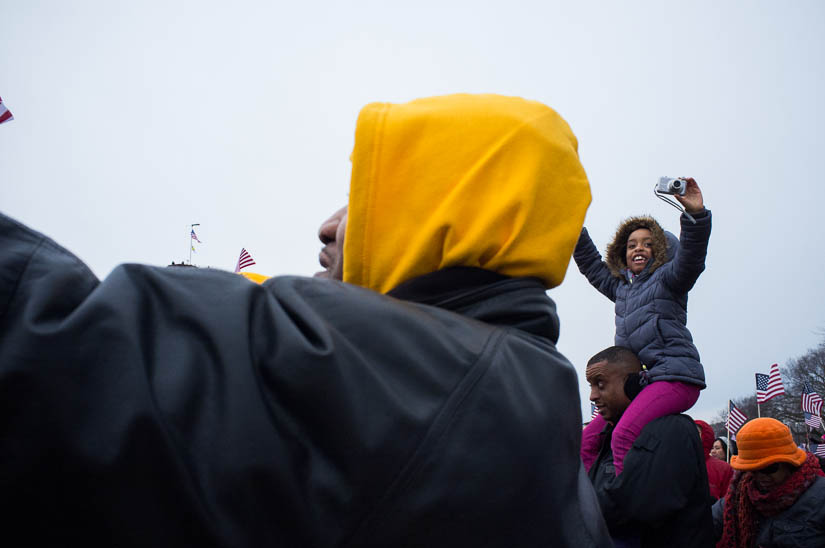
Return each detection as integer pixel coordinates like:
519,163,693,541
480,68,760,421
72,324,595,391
582,380,700,475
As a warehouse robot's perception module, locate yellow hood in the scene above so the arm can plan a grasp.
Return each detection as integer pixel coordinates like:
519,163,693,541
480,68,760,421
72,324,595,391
239,271,270,284
343,93,591,294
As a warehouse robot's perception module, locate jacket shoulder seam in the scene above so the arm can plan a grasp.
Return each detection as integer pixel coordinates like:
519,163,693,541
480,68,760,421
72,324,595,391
0,236,45,327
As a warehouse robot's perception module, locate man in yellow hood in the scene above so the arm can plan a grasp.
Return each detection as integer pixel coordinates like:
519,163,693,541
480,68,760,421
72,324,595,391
0,94,610,546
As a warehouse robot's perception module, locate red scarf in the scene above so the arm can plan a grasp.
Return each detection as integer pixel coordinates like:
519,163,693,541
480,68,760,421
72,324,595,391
717,453,824,548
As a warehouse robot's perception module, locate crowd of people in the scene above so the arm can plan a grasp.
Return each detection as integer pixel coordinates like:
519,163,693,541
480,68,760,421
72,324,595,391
582,346,825,546
1,93,823,546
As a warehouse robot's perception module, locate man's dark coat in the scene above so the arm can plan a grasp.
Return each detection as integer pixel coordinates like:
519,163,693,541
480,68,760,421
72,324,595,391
589,413,714,547
0,212,610,547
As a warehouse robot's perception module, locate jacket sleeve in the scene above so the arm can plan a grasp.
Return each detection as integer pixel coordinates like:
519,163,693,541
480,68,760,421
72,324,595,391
0,212,613,548
573,227,619,302
594,418,707,526
0,211,466,545
660,209,712,294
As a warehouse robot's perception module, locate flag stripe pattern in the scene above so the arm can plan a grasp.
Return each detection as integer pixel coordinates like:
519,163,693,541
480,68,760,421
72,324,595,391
0,96,13,125
812,443,825,458
235,248,256,273
590,402,598,421
802,381,823,416
727,401,748,436
805,412,821,430
190,229,202,243
755,363,785,404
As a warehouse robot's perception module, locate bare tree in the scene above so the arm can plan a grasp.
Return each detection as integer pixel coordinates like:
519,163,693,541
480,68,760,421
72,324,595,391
709,337,825,447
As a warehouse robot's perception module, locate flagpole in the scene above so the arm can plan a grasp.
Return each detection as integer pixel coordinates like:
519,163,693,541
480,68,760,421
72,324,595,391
189,223,200,265
726,400,731,463
755,373,761,418
725,406,730,462
807,424,812,452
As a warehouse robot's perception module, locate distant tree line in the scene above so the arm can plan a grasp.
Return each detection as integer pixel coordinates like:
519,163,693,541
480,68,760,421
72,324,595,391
709,334,825,446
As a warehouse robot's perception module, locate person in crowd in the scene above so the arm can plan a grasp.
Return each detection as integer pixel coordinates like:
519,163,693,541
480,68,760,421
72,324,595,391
713,417,825,547
0,94,611,546
711,436,729,461
808,432,825,469
586,346,714,547
575,177,712,476
697,420,734,501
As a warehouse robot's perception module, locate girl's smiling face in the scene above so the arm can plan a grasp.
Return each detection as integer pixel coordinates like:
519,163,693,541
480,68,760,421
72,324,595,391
626,228,654,274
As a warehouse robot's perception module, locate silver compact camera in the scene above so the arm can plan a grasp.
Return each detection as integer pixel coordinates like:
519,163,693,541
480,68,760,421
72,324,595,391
656,177,687,196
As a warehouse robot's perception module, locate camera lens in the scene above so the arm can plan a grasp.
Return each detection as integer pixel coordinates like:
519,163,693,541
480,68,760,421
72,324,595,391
671,180,682,189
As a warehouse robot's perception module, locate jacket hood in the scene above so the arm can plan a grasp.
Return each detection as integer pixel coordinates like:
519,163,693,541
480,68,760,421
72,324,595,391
695,420,715,459
605,215,676,279
342,93,591,294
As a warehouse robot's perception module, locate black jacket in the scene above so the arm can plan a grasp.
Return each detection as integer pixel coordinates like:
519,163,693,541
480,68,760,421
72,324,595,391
589,414,714,547
0,212,611,547
712,475,825,547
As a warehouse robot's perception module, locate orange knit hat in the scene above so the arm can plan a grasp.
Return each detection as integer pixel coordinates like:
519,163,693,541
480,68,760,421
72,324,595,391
730,418,807,471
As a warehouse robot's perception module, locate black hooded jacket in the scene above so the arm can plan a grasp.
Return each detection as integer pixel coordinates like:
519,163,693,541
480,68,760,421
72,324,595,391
0,212,611,547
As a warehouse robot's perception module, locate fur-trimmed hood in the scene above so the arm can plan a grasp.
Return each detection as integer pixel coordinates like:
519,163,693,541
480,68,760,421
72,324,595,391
604,215,677,280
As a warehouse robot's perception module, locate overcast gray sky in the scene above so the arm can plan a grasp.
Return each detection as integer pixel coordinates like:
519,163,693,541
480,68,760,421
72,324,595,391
2,0,824,426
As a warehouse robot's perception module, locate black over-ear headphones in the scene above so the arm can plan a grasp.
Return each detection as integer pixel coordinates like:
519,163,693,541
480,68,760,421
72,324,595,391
623,365,649,400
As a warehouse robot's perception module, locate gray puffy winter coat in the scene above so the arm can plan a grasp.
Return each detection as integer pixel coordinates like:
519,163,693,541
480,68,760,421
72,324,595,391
573,210,711,387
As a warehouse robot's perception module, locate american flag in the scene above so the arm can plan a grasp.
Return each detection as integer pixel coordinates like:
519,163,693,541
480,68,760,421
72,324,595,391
235,248,256,273
727,401,748,438
190,229,202,243
811,443,825,458
590,402,598,420
805,412,821,430
802,381,823,416
755,363,785,404
0,96,13,125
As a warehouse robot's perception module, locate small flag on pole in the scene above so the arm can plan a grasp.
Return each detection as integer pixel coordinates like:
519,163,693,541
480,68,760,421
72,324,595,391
755,363,785,404
191,245,196,253
590,402,598,421
0,96,13,125
190,229,202,243
235,248,256,273
727,401,748,439
811,443,825,458
805,412,821,430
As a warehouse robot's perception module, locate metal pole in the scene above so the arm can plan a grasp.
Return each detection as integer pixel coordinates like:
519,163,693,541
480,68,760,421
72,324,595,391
727,400,731,463
755,373,761,418
807,424,812,452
